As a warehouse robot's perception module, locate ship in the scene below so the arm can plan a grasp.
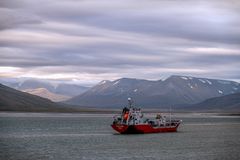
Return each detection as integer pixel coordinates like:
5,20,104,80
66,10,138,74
111,98,182,134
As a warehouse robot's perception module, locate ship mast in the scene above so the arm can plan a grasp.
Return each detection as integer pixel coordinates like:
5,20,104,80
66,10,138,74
128,97,133,108
170,106,172,125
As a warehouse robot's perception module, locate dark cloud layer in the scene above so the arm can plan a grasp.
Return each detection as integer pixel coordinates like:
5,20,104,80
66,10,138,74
0,0,240,85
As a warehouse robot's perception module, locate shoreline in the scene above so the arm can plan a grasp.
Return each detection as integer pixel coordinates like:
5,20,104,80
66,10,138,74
0,111,240,117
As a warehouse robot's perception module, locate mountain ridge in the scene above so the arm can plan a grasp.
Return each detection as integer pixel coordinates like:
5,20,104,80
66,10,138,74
66,75,240,108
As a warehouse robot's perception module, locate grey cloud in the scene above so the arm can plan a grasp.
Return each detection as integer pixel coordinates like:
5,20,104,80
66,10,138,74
81,11,240,45
0,0,240,83
0,8,41,30
0,0,25,9
19,0,240,44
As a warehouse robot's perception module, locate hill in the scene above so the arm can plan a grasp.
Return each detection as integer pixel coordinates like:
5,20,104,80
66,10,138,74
0,83,73,112
186,93,240,111
22,88,70,102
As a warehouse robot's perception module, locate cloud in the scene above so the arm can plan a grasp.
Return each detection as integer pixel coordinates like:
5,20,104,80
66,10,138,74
0,8,41,30
30,0,240,44
0,0,240,85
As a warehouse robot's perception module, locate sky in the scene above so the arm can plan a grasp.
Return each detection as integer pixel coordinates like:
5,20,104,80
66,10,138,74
0,0,240,86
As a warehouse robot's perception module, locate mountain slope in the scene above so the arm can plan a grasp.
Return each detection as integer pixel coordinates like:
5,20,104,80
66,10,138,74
0,83,71,112
17,79,55,92
55,84,89,97
66,76,240,108
23,88,70,102
0,79,90,100
187,93,240,111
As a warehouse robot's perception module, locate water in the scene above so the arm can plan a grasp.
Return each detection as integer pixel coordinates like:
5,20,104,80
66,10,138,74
0,112,240,160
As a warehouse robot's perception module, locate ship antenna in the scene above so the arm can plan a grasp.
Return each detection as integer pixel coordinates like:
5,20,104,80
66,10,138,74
128,97,132,108
170,106,172,125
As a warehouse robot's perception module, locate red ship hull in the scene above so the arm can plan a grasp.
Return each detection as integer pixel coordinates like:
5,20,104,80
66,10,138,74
111,123,180,134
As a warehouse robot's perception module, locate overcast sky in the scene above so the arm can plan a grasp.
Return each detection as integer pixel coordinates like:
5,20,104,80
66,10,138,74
0,0,240,86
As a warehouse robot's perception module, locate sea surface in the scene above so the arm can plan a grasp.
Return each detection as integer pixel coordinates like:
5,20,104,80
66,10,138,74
0,112,240,160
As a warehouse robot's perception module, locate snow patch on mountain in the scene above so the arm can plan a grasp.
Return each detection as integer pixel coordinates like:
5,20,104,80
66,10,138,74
233,87,238,90
119,88,124,93
100,80,107,85
181,77,188,80
189,85,193,89
218,80,231,85
199,79,206,83
218,90,223,94
206,80,212,85
113,81,120,85
188,83,193,89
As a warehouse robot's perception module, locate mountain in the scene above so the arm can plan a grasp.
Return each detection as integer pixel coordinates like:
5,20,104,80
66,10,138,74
186,93,240,111
55,84,89,97
66,76,240,108
0,79,90,101
17,79,55,92
0,83,117,113
23,88,70,102
0,83,72,112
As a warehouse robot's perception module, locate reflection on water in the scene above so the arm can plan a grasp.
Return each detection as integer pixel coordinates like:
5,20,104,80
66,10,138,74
0,112,240,160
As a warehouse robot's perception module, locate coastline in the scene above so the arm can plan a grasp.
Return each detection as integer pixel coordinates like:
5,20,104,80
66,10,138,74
1,110,240,117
